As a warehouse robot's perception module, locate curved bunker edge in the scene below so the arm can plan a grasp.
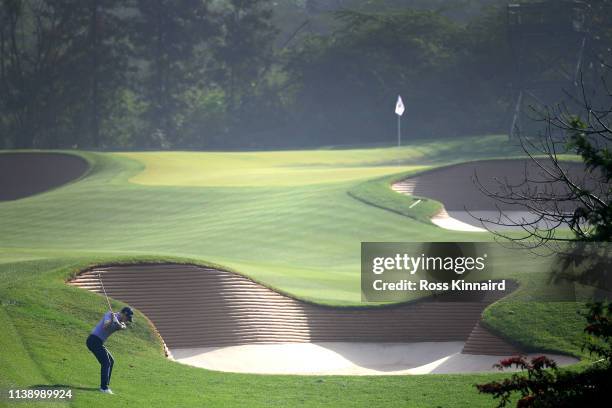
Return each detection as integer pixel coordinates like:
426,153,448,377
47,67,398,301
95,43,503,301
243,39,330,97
392,159,589,232
69,263,579,375
0,151,90,201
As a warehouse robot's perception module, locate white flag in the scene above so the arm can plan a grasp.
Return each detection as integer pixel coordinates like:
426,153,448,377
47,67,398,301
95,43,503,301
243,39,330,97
395,95,405,116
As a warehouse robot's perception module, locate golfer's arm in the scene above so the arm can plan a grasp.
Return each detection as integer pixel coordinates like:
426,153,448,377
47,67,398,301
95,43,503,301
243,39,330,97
103,314,118,329
106,318,126,330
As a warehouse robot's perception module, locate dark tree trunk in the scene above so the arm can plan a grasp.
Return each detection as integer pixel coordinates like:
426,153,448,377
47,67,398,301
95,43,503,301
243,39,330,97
155,0,166,141
90,0,100,147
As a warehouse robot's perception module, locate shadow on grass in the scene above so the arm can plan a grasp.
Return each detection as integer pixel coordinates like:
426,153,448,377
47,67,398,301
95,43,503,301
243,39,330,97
30,384,99,392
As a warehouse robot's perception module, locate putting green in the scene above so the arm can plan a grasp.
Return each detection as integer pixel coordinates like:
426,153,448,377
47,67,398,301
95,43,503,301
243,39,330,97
117,151,426,187
116,134,517,187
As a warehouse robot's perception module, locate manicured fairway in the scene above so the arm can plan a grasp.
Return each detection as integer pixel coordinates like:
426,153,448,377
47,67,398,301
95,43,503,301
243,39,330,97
0,135,591,407
1,136,525,304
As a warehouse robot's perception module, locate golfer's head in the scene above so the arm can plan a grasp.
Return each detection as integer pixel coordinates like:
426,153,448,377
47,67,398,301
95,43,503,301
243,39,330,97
120,306,134,323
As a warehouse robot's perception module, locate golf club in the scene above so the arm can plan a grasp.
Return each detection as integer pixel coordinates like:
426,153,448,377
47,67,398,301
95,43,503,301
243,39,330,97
98,272,114,315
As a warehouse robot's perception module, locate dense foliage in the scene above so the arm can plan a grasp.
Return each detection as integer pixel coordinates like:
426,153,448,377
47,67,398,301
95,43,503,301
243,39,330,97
0,0,610,149
476,302,612,407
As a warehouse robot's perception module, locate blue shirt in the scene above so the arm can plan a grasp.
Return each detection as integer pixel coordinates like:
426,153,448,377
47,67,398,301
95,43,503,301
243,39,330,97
91,311,123,342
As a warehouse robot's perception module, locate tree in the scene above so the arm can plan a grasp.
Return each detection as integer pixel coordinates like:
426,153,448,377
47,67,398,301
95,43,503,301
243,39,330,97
471,70,611,246
472,44,612,408
284,8,467,144
133,0,216,148
84,0,133,148
211,0,278,114
476,302,612,408
0,0,89,148
0,0,132,148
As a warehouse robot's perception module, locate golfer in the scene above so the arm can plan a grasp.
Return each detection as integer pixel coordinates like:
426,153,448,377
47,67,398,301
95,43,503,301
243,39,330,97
86,306,133,394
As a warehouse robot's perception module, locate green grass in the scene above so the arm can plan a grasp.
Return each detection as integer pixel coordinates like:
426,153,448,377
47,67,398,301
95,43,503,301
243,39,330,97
115,134,523,187
0,136,525,304
0,134,592,407
348,169,443,224
1,257,525,408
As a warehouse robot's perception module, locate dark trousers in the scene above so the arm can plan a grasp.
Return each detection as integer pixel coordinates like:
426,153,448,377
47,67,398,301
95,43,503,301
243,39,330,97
86,334,114,390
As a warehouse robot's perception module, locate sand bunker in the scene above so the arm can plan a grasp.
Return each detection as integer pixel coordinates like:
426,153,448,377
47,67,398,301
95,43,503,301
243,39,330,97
172,342,577,375
393,159,589,232
0,152,88,201
69,263,578,374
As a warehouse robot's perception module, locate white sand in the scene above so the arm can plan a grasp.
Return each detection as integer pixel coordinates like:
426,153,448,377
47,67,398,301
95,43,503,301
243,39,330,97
392,179,548,233
432,214,487,232
170,342,578,375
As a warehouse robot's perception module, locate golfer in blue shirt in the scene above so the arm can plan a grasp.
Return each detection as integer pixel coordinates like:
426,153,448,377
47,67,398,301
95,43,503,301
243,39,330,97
86,307,133,394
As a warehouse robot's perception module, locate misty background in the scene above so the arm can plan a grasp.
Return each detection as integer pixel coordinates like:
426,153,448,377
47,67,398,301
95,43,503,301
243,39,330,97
0,0,611,150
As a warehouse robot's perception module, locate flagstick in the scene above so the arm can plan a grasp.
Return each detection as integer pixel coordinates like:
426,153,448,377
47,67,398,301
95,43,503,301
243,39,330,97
397,114,401,148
